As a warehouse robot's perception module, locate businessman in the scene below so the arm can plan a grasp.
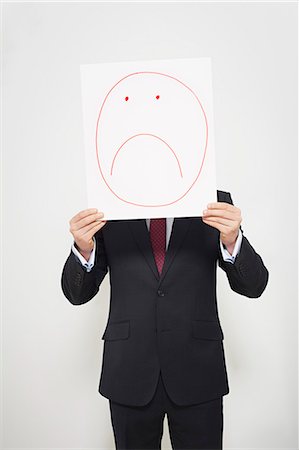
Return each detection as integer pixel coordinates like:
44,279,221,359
61,190,269,450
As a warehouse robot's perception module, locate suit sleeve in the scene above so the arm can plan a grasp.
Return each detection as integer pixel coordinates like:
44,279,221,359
218,192,269,298
61,229,108,305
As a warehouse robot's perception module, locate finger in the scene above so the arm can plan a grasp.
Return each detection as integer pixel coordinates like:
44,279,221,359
202,217,233,227
82,220,107,241
207,202,236,213
71,212,105,231
74,218,106,237
203,221,228,235
203,209,237,220
70,208,98,224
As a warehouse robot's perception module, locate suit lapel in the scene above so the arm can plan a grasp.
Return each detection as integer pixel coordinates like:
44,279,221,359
159,218,193,284
127,218,193,284
127,219,159,280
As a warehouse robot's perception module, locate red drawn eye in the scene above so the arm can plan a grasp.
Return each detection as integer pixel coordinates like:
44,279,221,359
125,96,129,101
156,95,160,99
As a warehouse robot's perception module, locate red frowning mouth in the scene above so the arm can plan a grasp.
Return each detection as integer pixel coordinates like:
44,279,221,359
110,133,183,177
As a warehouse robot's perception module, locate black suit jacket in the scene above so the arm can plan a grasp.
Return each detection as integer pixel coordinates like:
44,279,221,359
61,190,269,406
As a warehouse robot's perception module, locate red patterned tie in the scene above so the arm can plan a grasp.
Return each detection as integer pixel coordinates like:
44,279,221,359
149,218,166,275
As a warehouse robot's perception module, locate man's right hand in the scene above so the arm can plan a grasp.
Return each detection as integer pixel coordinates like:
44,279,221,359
69,208,107,260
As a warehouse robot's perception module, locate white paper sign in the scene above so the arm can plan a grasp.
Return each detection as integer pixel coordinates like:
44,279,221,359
80,57,217,220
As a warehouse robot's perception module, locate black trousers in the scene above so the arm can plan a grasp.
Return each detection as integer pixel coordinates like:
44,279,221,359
109,371,223,450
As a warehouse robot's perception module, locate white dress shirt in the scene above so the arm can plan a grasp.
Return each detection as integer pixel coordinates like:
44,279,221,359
72,218,243,272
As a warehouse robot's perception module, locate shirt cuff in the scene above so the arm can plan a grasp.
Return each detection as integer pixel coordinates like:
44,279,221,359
71,237,96,272
219,229,243,264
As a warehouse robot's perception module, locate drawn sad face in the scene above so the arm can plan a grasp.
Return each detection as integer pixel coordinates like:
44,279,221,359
96,72,208,207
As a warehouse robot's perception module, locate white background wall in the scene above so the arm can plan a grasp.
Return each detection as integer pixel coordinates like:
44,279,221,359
2,2,297,449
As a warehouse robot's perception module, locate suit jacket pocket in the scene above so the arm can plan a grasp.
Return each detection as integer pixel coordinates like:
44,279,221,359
101,320,130,341
192,320,224,340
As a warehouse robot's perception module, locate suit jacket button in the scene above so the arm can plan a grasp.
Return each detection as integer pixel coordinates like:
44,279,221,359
157,290,165,297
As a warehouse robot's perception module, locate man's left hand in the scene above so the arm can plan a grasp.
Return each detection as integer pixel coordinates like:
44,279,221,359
202,202,242,254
